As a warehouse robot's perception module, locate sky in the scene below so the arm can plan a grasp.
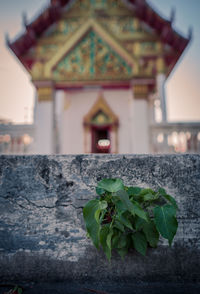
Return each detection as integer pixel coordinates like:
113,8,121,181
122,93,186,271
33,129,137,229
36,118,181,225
0,0,200,124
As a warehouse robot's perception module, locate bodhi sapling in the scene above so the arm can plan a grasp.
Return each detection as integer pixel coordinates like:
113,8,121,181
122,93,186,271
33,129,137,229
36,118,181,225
83,178,178,260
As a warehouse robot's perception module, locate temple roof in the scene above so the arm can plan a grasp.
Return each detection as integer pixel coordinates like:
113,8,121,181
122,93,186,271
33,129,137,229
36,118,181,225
7,0,190,78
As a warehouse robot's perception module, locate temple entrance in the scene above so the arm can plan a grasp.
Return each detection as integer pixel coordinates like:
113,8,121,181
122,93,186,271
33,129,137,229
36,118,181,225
92,126,110,153
83,94,119,153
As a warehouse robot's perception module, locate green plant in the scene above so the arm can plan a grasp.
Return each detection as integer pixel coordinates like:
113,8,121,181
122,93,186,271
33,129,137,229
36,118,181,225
83,178,178,260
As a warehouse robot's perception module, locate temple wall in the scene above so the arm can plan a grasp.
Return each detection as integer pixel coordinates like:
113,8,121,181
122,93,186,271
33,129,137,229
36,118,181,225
0,154,199,293
58,89,133,153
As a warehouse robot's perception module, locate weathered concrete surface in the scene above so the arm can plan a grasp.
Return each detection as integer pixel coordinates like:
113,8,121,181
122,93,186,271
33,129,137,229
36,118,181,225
0,155,200,293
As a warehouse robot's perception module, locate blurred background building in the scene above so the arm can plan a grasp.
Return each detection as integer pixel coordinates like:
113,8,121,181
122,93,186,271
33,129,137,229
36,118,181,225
0,0,200,154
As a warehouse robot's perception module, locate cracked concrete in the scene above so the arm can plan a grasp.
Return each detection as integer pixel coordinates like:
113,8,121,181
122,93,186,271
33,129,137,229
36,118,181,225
0,154,200,286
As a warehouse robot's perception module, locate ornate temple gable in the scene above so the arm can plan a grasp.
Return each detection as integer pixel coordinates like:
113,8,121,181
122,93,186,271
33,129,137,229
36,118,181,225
28,0,141,63
8,0,190,78
52,30,133,81
28,0,171,79
43,19,137,81
26,0,137,68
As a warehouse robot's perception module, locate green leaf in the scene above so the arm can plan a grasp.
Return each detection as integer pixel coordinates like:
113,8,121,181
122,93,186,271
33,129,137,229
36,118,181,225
83,199,105,248
112,231,122,248
114,220,124,232
94,200,107,222
99,200,108,210
158,188,166,195
127,187,142,196
143,193,157,201
134,217,159,247
114,190,134,212
158,188,178,210
97,178,124,193
18,288,23,294
116,234,131,258
99,209,106,223
113,198,127,213
100,224,111,260
106,229,113,250
117,247,128,258
163,194,178,210
117,212,133,230
115,190,148,221
96,186,105,195
117,234,128,249
132,231,147,256
131,200,148,222
154,204,178,246
140,188,155,196
142,221,159,247
134,216,146,230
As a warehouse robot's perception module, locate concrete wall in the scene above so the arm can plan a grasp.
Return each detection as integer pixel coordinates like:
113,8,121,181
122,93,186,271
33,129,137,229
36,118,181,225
0,155,199,293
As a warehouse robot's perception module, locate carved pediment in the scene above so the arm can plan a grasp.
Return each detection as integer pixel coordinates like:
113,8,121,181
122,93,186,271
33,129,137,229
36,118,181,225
52,30,134,81
43,19,137,81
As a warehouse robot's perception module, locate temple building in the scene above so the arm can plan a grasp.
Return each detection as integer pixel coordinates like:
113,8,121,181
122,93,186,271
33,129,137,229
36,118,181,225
1,0,200,154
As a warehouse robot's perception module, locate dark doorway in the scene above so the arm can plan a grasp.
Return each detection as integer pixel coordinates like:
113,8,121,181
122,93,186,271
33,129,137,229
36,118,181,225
92,126,111,153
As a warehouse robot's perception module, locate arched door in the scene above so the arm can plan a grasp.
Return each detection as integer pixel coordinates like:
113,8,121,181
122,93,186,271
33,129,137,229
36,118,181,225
83,94,119,153
92,125,111,153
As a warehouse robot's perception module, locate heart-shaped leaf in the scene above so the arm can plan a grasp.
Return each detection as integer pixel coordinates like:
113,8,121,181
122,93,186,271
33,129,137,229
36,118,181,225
154,204,178,246
97,178,124,193
132,231,147,256
83,199,107,248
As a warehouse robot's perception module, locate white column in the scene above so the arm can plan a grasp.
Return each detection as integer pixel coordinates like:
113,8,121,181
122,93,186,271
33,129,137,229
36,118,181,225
110,126,118,154
131,86,150,154
55,90,65,154
110,129,115,153
156,73,168,153
132,99,149,153
129,90,135,153
148,94,156,124
156,73,167,122
84,126,92,153
35,86,54,154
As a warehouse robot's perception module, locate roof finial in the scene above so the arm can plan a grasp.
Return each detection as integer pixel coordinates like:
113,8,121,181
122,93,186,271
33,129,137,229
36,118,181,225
22,11,28,28
5,32,10,46
170,7,176,24
188,26,193,40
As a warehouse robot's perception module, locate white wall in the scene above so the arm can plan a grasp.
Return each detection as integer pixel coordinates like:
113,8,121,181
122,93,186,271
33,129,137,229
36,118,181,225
58,89,134,154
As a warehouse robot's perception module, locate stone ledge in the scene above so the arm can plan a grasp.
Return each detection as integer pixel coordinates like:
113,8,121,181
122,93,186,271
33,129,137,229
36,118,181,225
0,154,199,285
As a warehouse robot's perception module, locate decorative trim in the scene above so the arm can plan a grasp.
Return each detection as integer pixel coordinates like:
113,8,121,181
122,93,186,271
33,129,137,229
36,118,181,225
37,87,54,102
31,61,45,80
133,85,149,99
83,94,119,126
156,57,166,74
